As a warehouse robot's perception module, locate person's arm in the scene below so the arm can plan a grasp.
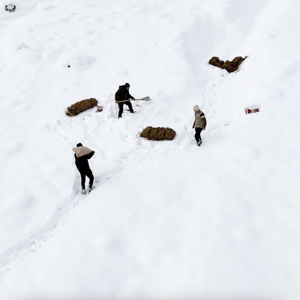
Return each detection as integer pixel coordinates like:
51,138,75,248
86,151,95,159
129,92,135,100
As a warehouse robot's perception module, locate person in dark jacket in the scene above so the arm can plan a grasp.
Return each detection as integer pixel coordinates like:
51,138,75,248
192,105,207,146
74,143,95,194
115,83,135,118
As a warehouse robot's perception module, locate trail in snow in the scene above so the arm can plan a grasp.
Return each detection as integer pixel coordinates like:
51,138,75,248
0,72,239,278
202,72,243,140
2,1,300,298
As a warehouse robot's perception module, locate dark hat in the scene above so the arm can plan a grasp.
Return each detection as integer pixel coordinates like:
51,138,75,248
77,143,83,147
124,83,130,88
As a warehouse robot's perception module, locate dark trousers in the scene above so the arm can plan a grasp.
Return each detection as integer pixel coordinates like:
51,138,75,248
118,101,134,118
79,169,94,190
194,128,203,142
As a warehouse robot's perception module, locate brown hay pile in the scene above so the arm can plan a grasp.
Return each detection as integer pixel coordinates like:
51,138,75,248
165,128,176,140
209,56,247,73
140,126,153,138
140,127,176,141
66,98,98,116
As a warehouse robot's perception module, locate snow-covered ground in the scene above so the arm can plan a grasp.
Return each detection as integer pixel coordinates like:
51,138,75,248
1,0,300,299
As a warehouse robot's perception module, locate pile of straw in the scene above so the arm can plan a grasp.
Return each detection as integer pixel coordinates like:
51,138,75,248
66,98,98,116
209,56,247,73
140,127,176,141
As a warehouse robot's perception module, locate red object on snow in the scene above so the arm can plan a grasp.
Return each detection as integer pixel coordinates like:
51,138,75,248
245,105,261,114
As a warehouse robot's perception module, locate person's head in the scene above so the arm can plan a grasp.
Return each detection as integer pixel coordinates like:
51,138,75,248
77,143,83,147
124,83,130,90
193,104,200,112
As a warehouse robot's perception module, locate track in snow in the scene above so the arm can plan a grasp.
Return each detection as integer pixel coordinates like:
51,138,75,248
0,75,238,279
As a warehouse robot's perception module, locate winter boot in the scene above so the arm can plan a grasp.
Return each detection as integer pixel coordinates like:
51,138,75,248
81,189,86,195
197,140,202,147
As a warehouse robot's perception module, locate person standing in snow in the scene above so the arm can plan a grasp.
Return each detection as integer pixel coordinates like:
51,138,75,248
192,105,207,146
115,83,135,118
73,143,95,194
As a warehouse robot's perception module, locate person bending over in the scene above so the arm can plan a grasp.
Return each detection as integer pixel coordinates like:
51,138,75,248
73,143,95,194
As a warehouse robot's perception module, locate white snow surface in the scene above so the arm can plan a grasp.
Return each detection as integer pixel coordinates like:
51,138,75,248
0,0,300,299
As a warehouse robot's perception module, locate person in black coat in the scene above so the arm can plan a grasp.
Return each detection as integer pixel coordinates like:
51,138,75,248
115,83,135,118
74,143,95,193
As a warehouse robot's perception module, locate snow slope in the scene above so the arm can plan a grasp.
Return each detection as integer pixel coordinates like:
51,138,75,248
0,0,300,299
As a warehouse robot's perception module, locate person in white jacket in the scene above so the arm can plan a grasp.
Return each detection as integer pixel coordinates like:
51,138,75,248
192,105,207,146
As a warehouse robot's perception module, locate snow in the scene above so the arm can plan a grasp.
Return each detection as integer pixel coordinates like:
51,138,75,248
0,0,300,299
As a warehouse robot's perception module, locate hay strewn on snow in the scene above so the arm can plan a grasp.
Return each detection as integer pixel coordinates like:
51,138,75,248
66,98,98,116
140,127,176,141
209,56,247,73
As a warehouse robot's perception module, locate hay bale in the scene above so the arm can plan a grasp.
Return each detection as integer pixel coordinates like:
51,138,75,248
223,60,231,69
209,57,220,65
66,98,98,116
140,127,176,141
165,128,176,140
216,60,225,69
140,126,153,138
148,127,159,140
209,56,247,73
157,127,166,140
226,56,246,73
209,56,224,68
232,56,245,65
